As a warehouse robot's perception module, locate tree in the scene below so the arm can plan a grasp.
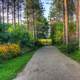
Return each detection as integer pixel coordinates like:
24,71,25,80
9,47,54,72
25,0,44,39
76,0,80,48
79,0,80,48
75,0,79,45
63,0,68,45
50,0,69,45
0,0,2,23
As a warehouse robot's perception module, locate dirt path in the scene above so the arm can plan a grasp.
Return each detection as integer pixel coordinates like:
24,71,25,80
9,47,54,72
14,46,80,80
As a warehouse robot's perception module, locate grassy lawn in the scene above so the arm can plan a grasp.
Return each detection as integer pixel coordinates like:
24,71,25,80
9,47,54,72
0,51,34,80
68,50,80,62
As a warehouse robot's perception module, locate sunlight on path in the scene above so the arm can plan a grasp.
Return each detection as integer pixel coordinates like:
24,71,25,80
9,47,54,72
14,46,80,80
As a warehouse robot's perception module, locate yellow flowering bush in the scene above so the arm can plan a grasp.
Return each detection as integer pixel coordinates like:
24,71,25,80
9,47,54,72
0,44,21,56
38,39,52,45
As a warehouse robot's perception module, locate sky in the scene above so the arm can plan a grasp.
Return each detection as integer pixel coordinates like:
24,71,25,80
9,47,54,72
41,0,52,19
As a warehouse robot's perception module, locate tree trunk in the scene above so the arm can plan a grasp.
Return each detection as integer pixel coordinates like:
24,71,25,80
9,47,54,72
26,0,29,31
13,0,16,28
79,0,80,48
17,0,19,26
7,0,9,24
64,0,68,45
2,0,4,25
76,0,79,48
0,3,1,23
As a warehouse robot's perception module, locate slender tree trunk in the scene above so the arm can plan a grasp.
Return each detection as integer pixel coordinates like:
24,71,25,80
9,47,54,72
0,0,1,23
64,0,68,45
13,0,16,28
0,4,1,23
1,1,2,23
79,0,80,48
26,0,29,31
18,0,19,26
11,0,13,24
31,0,35,40
2,0,4,25
7,0,9,24
76,0,79,48
20,8,22,25
27,8,29,31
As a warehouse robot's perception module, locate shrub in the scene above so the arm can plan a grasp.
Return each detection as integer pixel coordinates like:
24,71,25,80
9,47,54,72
0,23,33,48
34,40,43,47
67,41,79,53
58,41,79,54
0,44,21,60
38,39,52,45
51,22,64,45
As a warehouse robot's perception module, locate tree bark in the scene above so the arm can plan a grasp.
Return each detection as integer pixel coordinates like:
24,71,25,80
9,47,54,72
2,0,4,25
0,3,1,23
64,0,68,45
13,0,16,28
79,0,80,48
7,0,9,24
76,0,79,48
17,0,19,26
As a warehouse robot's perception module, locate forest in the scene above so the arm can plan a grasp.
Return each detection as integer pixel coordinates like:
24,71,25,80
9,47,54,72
0,0,80,80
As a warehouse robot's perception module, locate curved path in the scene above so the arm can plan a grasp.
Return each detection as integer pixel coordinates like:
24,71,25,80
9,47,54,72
14,46,80,80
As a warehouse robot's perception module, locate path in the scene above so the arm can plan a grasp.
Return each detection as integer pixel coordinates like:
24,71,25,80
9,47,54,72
14,46,80,80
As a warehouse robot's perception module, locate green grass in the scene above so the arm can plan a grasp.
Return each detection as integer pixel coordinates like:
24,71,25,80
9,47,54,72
57,45,80,62
68,50,80,62
0,51,34,80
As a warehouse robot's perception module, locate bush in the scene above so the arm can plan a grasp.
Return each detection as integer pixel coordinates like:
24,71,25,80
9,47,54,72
51,22,64,45
34,40,43,47
19,32,32,48
58,41,79,54
38,39,52,45
0,23,33,48
67,41,79,53
0,44,21,60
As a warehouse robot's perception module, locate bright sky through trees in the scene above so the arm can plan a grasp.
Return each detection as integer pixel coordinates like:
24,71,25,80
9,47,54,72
41,0,52,19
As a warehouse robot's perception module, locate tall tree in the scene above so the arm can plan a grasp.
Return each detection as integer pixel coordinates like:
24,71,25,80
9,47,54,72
2,0,4,25
25,0,44,39
75,0,79,46
79,0,80,48
0,0,2,23
64,0,68,45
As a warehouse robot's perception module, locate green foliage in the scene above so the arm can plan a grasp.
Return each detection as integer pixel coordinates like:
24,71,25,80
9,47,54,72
58,44,80,62
51,22,63,45
37,26,49,39
0,24,11,43
69,50,80,62
0,23,33,48
36,17,49,39
0,51,34,80
0,23,34,63
68,22,76,32
51,22,78,53
50,0,75,19
67,41,79,53
58,41,79,54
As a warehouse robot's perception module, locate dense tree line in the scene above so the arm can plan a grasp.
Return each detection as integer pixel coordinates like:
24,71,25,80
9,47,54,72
0,0,24,26
50,0,80,51
25,0,46,39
